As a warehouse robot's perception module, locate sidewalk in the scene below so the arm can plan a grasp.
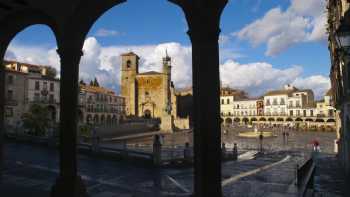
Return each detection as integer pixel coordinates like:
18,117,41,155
314,153,349,197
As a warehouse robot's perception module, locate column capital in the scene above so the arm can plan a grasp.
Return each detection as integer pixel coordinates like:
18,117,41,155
169,0,228,42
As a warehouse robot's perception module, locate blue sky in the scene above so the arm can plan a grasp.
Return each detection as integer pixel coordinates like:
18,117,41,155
5,0,331,98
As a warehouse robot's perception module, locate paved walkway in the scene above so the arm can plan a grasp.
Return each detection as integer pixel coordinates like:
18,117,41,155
0,142,308,197
314,153,349,197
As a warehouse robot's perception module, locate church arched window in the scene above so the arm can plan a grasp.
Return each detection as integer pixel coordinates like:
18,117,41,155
126,60,132,68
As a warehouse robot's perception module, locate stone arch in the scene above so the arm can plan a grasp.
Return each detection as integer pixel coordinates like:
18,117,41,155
144,109,152,119
86,114,92,124
295,117,303,122
93,114,99,124
305,118,313,122
234,117,240,122
327,118,335,122
225,118,233,125
242,117,249,124
0,8,60,53
268,117,275,122
276,117,284,122
251,117,258,122
316,119,325,122
259,117,266,121
286,117,293,122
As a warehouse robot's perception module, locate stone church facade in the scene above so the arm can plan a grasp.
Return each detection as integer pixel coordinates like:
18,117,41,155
120,52,190,131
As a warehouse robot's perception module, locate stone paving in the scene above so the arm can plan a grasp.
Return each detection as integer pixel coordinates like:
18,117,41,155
0,128,341,197
313,153,349,197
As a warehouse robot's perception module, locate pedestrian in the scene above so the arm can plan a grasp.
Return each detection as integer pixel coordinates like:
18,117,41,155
286,132,289,143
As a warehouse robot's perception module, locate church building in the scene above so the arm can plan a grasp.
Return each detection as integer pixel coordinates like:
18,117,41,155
120,52,190,131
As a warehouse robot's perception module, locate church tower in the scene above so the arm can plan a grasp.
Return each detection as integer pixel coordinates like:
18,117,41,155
162,50,172,114
120,52,139,116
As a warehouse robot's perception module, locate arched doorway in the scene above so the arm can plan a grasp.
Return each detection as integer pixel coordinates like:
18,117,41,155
225,118,233,125
144,109,152,119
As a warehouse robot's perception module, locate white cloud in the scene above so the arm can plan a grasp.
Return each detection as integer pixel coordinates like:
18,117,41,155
235,0,327,56
292,75,331,99
6,37,330,98
94,28,121,37
220,59,330,99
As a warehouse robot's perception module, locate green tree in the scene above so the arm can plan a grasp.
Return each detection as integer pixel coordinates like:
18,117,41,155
93,77,99,87
79,79,86,85
46,67,57,79
22,104,51,136
90,80,94,86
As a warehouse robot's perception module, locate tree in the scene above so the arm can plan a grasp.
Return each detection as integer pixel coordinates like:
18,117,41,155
90,80,94,86
46,67,57,79
93,77,99,87
22,104,51,136
79,79,86,85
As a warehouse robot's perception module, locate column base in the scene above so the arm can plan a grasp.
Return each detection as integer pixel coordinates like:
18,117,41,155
51,175,89,197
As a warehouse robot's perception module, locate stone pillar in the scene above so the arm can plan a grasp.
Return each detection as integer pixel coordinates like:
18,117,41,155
169,1,227,196
51,46,88,197
233,143,238,161
0,44,6,182
153,135,162,166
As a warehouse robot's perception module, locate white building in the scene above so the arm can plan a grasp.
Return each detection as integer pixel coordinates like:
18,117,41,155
232,99,258,117
220,95,234,116
264,85,315,117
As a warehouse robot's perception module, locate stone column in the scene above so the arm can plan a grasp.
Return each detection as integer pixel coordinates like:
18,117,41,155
0,44,6,182
169,1,227,196
51,46,88,197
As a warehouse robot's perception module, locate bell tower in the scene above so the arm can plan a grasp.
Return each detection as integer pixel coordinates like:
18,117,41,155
121,52,139,116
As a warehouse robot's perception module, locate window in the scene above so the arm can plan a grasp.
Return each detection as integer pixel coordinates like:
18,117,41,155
297,110,300,116
50,83,54,91
280,98,285,105
329,109,334,117
290,110,293,116
7,90,13,100
296,101,300,107
7,75,13,85
273,98,278,105
126,60,132,68
289,101,293,107
266,99,270,106
35,81,40,90
43,82,48,90
303,110,306,117
227,99,230,104
221,99,224,104
310,110,314,116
